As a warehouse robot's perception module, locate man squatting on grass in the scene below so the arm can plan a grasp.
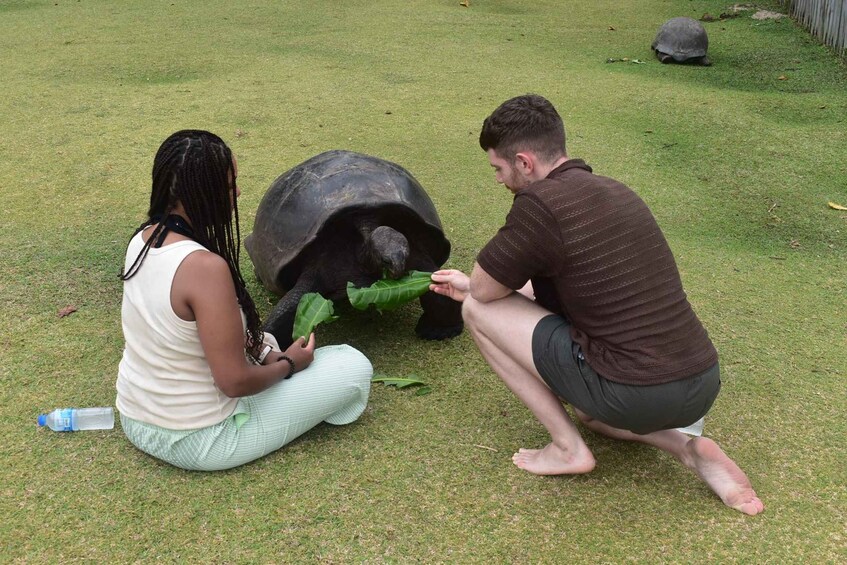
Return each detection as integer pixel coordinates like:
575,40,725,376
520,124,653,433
430,94,764,515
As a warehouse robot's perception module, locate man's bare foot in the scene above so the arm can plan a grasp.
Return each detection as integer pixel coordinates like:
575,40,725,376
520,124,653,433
685,437,764,515
512,442,596,475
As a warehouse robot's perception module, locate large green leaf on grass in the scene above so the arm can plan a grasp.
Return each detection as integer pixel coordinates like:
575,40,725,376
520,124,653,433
372,374,432,396
292,293,338,341
346,270,433,312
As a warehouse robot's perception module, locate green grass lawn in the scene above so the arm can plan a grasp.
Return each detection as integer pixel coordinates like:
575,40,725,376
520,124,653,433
1,0,845,561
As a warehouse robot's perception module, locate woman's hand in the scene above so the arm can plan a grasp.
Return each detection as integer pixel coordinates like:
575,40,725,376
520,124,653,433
430,269,470,303
279,333,315,374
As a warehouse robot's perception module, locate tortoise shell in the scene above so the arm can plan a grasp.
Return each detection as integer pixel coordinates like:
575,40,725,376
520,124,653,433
245,150,450,294
651,17,710,63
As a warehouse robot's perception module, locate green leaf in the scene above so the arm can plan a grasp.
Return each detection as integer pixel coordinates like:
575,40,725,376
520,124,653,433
347,270,433,312
292,293,338,341
372,374,430,392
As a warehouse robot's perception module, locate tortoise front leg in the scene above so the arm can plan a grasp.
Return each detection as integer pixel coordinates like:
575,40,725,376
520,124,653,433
262,274,315,350
416,290,464,341
409,255,464,341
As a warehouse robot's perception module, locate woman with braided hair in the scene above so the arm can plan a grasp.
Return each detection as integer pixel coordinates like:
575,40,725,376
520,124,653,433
116,130,372,471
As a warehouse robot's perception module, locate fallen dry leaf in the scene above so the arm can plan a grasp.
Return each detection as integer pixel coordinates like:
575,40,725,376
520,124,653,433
828,201,847,211
57,305,78,318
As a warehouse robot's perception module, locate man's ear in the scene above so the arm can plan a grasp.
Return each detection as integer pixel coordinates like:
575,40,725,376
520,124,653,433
514,151,534,174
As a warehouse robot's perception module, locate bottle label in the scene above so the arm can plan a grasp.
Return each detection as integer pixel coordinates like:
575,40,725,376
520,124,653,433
58,408,74,432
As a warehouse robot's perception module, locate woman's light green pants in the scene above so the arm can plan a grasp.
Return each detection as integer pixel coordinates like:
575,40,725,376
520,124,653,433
119,345,372,471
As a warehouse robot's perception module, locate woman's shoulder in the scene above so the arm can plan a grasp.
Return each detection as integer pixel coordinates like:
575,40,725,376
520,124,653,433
173,249,236,310
180,248,229,275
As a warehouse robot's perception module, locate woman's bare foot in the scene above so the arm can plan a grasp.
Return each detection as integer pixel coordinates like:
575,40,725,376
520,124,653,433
512,442,596,475
685,437,764,515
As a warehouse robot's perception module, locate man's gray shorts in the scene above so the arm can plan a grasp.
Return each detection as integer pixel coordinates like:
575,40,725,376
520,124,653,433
532,315,720,435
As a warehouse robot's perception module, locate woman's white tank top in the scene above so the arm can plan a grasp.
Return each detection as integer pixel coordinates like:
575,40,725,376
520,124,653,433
116,230,239,430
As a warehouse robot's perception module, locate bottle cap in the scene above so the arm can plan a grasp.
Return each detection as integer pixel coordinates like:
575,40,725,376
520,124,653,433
37,414,47,426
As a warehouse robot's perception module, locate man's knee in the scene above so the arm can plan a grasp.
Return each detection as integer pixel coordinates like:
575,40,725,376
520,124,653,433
461,296,492,335
461,296,480,325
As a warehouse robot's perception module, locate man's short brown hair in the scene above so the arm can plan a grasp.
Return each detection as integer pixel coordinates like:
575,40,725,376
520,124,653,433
479,94,566,163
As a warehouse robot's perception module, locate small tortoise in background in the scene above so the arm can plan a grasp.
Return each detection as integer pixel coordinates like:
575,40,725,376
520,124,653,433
245,150,463,348
652,17,712,66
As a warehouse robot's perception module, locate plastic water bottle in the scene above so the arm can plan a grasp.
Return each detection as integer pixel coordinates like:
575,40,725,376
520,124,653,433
37,407,115,432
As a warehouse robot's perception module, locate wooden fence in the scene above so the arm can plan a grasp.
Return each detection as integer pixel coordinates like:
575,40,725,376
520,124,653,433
779,0,847,55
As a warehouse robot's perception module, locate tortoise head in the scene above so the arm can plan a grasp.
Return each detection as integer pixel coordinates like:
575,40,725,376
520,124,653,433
365,226,409,279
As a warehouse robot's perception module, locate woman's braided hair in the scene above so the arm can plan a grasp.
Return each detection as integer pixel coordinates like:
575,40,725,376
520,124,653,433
120,130,263,353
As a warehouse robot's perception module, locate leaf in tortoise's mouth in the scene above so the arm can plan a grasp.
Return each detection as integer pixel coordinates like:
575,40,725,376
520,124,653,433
346,270,433,313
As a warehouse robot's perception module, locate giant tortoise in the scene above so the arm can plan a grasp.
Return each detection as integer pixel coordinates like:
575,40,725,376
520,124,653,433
245,150,463,348
651,17,712,66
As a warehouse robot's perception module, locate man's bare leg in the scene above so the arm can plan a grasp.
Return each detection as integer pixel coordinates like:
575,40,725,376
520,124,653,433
463,294,595,475
575,410,764,515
